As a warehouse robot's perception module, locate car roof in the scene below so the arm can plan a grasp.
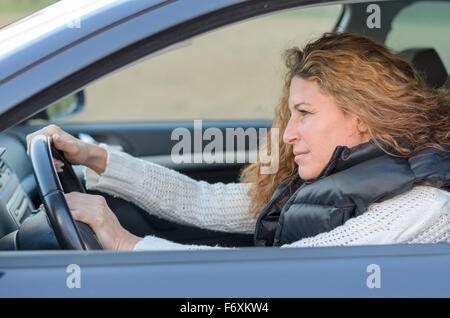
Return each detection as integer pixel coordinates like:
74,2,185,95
0,0,167,84
0,0,115,56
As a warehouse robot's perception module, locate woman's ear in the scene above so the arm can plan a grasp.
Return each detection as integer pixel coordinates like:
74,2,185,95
356,118,368,133
355,118,371,142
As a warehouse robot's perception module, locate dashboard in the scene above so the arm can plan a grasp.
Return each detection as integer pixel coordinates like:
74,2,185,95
0,133,37,248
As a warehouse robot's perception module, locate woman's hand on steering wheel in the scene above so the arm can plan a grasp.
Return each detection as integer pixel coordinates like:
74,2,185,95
26,124,89,166
26,124,107,175
65,192,142,250
26,124,122,250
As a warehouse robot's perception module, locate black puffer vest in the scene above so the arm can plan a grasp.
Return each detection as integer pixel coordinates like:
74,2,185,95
254,141,450,246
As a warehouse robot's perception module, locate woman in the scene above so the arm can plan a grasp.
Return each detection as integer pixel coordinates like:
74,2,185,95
27,33,450,251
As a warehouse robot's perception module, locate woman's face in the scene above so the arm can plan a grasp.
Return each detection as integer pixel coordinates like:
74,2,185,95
283,76,370,180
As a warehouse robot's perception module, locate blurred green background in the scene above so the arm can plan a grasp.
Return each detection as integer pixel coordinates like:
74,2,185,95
0,0,59,28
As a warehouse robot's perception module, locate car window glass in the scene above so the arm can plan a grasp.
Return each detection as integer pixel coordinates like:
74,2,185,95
62,4,342,123
386,1,450,71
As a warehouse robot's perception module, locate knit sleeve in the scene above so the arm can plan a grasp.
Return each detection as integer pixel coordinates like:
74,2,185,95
133,235,235,251
84,145,256,234
132,186,449,251
131,186,449,251
281,186,450,248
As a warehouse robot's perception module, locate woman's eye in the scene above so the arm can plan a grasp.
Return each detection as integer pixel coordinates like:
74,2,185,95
298,109,310,115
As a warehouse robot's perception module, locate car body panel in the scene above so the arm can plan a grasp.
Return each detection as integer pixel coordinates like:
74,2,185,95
1,243,449,297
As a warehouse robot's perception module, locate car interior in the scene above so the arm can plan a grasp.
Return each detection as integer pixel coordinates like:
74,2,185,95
0,0,448,251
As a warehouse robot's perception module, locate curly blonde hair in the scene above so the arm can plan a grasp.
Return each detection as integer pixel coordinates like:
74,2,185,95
240,32,450,217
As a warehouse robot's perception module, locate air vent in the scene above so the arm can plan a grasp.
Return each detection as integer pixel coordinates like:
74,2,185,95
0,147,6,173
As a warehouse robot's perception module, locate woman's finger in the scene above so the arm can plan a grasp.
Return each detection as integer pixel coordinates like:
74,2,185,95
52,133,78,154
26,124,62,155
70,209,95,228
65,192,107,225
52,158,64,173
52,158,64,167
65,192,91,211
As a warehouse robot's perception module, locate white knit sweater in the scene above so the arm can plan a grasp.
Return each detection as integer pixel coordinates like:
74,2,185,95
84,146,450,251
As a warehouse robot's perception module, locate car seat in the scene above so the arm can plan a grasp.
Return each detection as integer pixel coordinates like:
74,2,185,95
400,48,448,89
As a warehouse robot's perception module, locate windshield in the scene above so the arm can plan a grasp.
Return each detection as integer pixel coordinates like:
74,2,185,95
0,0,59,29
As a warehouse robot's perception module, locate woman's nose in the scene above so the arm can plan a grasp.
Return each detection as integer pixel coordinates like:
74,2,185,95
283,117,300,145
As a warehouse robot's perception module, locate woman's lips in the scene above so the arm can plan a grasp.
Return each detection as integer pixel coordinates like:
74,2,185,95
294,152,309,161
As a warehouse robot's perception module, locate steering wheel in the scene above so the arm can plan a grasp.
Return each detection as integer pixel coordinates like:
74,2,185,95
29,134,102,250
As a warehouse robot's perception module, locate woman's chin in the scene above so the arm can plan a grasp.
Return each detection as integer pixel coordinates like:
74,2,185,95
297,166,317,181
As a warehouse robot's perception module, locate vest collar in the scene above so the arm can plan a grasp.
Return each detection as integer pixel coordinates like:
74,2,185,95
305,140,385,184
